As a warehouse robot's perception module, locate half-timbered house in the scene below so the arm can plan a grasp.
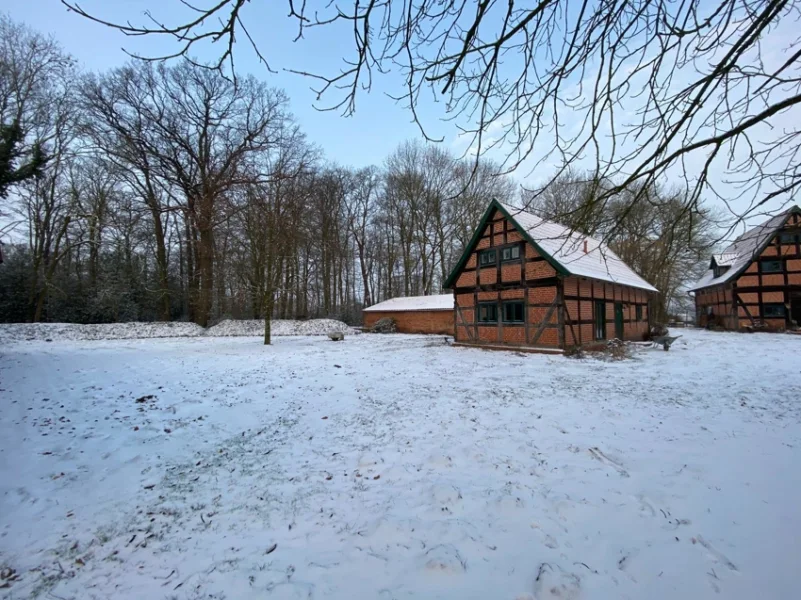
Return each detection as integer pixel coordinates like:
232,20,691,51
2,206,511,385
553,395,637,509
444,200,658,352
690,206,801,330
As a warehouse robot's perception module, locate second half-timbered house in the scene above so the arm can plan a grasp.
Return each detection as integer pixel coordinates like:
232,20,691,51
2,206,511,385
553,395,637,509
690,206,801,330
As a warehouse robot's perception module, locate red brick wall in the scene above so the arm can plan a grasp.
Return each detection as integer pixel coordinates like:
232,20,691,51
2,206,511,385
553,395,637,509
363,310,454,335
695,285,737,329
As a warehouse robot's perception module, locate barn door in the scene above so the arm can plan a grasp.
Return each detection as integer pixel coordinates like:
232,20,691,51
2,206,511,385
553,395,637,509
594,300,606,340
791,294,801,328
615,302,624,339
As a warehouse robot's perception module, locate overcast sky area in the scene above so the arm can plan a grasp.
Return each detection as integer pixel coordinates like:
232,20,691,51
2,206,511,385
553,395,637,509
5,0,798,236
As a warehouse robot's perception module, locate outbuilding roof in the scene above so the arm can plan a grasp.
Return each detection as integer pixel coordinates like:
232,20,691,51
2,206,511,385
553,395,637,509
363,294,453,312
689,206,800,292
444,199,658,292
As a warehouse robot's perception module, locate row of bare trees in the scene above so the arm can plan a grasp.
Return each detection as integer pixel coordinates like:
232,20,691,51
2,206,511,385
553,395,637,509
0,17,518,327
1,16,717,328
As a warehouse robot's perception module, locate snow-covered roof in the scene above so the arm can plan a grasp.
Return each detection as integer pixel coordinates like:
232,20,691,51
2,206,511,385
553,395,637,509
363,294,453,313
712,253,738,267
497,202,658,292
689,208,798,292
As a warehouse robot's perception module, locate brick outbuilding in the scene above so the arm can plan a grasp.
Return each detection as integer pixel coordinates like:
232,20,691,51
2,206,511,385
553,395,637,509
363,294,454,334
444,199,658,352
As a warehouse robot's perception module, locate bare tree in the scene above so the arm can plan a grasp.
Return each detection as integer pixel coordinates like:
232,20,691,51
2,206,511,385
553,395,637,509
14,62,81,321
81,61,293,326
82,66,177,320
0,16,72,208
530,172,718,320
346,166,380,306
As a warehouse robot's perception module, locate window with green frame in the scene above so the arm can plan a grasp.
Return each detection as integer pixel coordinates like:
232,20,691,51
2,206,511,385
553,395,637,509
502,301,524,323
478,302,498,322
761,259,783,273
479,249,496,267
501,245,521,262
779,232,800,244
635,304,643,321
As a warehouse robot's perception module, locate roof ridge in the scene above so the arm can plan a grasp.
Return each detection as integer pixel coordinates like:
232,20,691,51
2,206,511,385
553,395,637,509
498,200,599,235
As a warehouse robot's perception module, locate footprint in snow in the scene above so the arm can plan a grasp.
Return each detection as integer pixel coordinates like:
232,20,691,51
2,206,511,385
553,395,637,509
426,453,453,468
429,484,463,514
493,494,526,516
588,447,629,477
530,523,559,549
695,535,738,572
420,544,467,574
635,494,656,517
532,563,582,599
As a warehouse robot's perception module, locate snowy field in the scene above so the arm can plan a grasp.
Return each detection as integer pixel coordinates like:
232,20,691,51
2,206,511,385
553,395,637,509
1,329,800,599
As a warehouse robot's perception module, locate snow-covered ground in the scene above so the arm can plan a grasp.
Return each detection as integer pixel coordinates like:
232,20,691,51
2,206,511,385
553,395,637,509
0,318,352,343
1,329,799,599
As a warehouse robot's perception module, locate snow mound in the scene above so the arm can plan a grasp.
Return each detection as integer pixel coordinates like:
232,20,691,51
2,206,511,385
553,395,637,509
0,321,205,343
205,319,353,337
0,319,354,343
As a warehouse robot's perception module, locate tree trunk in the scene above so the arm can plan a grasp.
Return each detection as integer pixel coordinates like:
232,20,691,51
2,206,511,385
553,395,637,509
185,216,197,323
263,277,275,345
88,215,99,288
196,225,214,327
151,207,171,320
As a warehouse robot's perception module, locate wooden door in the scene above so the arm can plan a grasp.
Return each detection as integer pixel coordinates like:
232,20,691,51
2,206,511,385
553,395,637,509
615,302,624,339
594,300,606,340
791,294,801,328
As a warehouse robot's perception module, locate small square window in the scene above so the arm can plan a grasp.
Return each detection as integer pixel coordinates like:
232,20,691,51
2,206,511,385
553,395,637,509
501,245,521,261
478,302,497,322
761,260,783,273
502,301,524,323
636,305,643,321
779,232,799,244
763,303,786,318
479,249,496,266
713,265,730,278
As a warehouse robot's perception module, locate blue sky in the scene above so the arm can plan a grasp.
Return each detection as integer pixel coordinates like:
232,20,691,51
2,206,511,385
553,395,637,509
6,0,444,170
